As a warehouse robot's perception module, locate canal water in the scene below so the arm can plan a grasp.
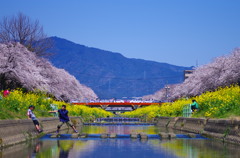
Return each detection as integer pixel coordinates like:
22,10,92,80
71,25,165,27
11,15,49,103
1,125,240,158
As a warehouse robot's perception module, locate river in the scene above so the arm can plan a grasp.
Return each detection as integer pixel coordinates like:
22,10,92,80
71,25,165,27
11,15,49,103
1,125,240,158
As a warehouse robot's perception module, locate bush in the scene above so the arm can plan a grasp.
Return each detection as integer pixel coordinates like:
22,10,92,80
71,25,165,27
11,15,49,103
194,85,240,118
0,89,113,121
121,99,191,121
122,85,240,120
68,105,113,122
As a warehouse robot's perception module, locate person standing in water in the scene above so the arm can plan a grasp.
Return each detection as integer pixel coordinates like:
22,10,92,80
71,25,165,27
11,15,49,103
49,105,78,133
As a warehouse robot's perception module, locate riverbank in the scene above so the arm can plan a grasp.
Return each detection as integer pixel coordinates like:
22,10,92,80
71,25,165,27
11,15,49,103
2,121,240,158
2,116,240,149
156,117,240,144
0,117,82,149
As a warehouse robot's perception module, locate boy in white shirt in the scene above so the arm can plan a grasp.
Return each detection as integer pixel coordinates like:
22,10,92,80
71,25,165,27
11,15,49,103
27,105,43,133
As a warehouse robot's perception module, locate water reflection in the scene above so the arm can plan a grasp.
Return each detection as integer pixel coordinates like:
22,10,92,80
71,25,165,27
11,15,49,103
80,125,167,134
1,125,240,158
27,139,179,158
22,139,240,158
158,139,240,158
29,141,42,158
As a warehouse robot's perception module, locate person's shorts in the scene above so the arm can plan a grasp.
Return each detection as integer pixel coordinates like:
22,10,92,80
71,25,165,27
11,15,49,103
57,121,74,128
191,106,198,112
32,120,40,126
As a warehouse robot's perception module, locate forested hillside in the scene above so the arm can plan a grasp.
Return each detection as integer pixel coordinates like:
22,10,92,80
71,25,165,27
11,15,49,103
49,37,192,98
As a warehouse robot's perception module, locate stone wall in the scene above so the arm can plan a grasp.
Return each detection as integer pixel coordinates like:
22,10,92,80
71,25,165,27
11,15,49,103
0,117,82,149
156,117,240,144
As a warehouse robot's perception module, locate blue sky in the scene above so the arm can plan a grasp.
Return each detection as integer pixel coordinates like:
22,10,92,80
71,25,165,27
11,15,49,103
1,0,240,67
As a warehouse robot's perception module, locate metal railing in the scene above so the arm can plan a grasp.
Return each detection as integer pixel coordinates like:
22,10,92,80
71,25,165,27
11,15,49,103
182,104,192,117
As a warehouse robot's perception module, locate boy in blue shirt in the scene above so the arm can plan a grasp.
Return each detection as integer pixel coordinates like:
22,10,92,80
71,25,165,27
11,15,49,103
50,105,78,133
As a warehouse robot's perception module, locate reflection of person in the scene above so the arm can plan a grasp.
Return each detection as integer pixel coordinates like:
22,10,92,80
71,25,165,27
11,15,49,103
49,105,78,133
30,141,42,158
191,100,199,112
27,105,43,133
57,140,74,158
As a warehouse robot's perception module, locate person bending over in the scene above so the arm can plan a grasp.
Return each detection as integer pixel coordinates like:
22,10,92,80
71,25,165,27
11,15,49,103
49,105,78,133
191,100,199,112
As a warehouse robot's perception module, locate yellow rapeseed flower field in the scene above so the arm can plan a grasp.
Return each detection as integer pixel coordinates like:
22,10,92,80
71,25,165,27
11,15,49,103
122,85,240,120
0,89,113,120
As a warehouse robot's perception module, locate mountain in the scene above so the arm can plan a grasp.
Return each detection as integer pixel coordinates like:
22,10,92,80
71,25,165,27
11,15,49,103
0,42,97,101
48,37,192,99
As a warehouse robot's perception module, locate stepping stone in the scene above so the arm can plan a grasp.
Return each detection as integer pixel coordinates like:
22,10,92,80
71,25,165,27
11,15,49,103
51,134,60,138
188,133,197,138
159,132,169,139
168,133,176,139
130,133,138,139
101,133,108,138
71,133,80,138
140,133,148,139
79,133,87,138
109,133,117,138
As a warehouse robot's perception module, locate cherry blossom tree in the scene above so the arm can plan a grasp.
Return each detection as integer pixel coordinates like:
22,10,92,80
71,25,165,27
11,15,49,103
0,43,97,101
144,48,240,100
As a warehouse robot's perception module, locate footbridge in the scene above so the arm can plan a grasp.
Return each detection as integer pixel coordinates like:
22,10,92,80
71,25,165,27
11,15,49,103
72,102,161,112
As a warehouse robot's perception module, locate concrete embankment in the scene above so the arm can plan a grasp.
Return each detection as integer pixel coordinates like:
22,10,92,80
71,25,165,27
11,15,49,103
0,117,82,149
156,117,240,144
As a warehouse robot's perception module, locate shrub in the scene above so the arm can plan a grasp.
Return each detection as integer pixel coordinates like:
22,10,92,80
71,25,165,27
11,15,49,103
0,89,113,121
122,85,240,119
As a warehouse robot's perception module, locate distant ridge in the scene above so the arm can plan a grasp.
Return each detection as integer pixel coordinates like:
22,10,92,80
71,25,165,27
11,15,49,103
48,36,192,99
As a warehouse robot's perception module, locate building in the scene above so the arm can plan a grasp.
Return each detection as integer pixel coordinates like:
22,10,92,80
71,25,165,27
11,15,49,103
184,70,194,81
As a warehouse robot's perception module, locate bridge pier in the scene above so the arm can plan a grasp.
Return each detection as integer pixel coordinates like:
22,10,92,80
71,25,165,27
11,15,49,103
100,104,109,110
132,105,140,110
